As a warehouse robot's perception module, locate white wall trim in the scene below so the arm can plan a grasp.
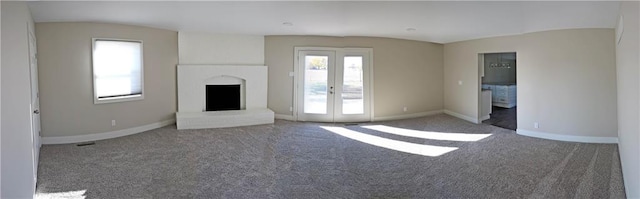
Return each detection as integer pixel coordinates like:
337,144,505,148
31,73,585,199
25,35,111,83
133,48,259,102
480,115,490,121
41,119,176,144
444,109,479,124
516,129,619,144
373,110,443,122
275,114,295,121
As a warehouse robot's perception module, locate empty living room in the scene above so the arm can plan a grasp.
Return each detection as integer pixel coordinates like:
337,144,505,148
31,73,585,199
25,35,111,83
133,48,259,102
2,1,639,198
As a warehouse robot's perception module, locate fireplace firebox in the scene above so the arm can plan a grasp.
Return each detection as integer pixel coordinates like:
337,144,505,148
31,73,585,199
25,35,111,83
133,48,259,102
206,85,241,111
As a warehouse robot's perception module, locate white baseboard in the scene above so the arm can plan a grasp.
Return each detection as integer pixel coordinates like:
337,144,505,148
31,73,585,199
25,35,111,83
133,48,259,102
480,115,490,121
41,119,176,145
278,111,443,122
373,110,443,122
516,129,618,144
275,114,295,121
443,109,479,124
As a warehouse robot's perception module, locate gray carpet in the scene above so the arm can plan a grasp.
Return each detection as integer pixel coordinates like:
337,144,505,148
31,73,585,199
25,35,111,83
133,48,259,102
35,114,625,199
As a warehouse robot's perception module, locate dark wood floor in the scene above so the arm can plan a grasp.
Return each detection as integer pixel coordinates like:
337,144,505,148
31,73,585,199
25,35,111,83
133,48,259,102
482,106,517,130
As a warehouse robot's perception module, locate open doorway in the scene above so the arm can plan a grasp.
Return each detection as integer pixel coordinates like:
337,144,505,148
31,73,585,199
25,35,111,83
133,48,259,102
479,52,517,130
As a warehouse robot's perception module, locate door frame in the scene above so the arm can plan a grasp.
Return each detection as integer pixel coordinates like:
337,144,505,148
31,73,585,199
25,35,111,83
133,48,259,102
477,51,517,123
295,49,337,122
293,47,374,122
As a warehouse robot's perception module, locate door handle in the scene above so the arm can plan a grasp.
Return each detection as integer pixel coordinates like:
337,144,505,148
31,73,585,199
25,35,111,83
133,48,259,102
33,109,40,114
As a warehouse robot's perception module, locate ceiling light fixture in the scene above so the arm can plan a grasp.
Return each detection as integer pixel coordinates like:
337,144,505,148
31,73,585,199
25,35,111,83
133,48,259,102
283,22,293,26
406,28,417,32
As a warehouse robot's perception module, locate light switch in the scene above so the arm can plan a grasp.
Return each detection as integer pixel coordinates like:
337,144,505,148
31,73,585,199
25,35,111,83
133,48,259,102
289,72,294,77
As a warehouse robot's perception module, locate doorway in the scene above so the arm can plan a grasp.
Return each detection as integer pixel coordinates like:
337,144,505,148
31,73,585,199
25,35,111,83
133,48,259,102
294,47,373,122
479,52,517,130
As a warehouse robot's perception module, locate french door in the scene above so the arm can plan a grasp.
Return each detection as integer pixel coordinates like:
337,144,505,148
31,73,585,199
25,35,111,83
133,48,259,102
295,47,372,122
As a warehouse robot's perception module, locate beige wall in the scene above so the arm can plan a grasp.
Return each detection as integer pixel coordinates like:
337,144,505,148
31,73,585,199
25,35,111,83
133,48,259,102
36,22,178,137
519,29,617,137
445,29,617,138
265,36,444,119
615,1,640,197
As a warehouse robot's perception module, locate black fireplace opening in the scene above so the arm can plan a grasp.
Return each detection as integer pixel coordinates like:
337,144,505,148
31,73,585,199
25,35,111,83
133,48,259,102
206,84,241,111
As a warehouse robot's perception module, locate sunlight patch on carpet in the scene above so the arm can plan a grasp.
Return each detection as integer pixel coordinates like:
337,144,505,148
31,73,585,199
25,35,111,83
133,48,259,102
36,189,86,199
362,125,492,142
321,126,457,157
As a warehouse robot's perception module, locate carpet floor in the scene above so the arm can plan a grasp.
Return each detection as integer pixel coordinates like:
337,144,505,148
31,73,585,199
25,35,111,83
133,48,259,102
36,114,625,199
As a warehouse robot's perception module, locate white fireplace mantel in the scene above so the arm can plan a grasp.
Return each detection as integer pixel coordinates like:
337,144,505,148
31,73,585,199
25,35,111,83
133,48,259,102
176,65,274,129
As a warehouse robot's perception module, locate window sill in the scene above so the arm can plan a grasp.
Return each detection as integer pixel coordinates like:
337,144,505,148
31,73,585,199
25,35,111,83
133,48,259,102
94,94,144,104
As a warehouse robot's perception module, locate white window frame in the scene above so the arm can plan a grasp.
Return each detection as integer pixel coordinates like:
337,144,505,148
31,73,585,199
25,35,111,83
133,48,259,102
92,38,144,104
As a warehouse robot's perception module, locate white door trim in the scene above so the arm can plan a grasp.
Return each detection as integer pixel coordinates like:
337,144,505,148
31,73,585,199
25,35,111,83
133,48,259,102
335,48,373,122
293,47,374,122
295,49,337,122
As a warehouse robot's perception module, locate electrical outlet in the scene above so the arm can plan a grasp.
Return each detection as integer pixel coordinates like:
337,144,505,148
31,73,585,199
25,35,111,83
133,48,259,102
112,120,116,126
403,107,408,112
458,80,463,85
289,107,293,112
534,122,539,129
289,72,294,77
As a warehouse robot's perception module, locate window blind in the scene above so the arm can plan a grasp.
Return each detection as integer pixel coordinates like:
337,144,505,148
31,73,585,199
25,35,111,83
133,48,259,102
93,40,142,99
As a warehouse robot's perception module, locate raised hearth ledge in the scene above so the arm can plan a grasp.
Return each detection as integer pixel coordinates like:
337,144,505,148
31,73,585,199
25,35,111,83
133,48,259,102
176,108,274,130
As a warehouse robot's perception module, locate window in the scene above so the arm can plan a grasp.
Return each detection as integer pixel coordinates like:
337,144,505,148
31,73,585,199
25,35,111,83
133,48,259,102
92,38,143,104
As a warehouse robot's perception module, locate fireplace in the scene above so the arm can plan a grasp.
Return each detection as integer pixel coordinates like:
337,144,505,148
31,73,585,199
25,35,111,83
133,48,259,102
206,85,241,111
176,65,274,130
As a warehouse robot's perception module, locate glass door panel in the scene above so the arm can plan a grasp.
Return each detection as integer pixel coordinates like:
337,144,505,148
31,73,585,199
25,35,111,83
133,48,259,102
342,56,364,114
304,56,329,114
297,50,336,122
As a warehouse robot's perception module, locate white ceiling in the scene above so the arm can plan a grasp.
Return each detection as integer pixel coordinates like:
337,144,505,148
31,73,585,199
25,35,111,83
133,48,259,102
27,1,621,44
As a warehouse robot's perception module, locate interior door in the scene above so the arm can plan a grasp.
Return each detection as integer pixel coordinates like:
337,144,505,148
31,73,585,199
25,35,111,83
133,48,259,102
28,23,41,180
296,48,372,122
